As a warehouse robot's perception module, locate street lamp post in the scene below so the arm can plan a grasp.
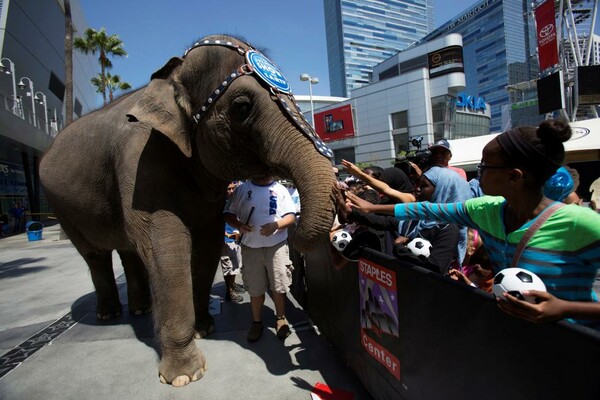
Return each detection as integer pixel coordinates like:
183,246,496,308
0,57,18,115
300,73,319,127
18,76,36,127
34,91,49,134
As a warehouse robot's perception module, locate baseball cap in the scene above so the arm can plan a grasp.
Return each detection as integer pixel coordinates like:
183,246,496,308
429,139,451,153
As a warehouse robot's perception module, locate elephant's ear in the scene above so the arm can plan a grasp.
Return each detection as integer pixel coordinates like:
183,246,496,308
126,57,193,158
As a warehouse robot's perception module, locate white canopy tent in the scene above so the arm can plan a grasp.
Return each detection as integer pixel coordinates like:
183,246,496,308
448,118,600,171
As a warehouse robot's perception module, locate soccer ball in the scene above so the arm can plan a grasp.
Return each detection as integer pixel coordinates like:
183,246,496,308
406,237,432,260
331,231,352,252
492,268,547,303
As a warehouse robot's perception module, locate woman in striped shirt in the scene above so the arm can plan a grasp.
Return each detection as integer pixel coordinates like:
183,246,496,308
345,119,600,329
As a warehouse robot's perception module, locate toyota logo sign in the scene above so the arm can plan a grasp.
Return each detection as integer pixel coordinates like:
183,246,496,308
540,24,554,38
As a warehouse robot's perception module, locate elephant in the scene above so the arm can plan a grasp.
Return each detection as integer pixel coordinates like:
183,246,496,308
39,34,337,386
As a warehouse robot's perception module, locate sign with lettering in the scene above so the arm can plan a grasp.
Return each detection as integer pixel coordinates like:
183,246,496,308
0,161,27,196
358,258,400,380
535,0,559,71
457,93,487,112
246,50,291,94
428,45,464,78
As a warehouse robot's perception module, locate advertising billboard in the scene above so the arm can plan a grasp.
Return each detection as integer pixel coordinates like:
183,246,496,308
314,104,355,142
537,71,564,114
535,0,559,71
427,45,464,78
358,257,400,380
575,65,600,106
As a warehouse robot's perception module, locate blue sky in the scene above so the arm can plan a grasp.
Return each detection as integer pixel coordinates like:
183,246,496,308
79,0,478,98
79,0,597,99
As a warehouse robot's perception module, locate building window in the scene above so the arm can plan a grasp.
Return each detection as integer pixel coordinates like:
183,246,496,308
49,72,65,101
391,110,409,154
334,147,355,165
391,110,408,129
431,95,455,140
379,65,399,81
74,99,83,117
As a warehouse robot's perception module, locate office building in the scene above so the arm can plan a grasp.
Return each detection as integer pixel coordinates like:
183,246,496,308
314,34,491,167
420,0,539,132
323,0,434,98
0,0,97,224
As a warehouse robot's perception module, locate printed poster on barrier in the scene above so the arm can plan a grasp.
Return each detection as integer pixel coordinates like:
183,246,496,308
358,257,400,380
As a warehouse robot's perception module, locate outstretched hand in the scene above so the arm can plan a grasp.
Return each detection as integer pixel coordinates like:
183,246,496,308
345,191,375,213
334,187,351,224
447,268,474,286
341,159,364,179
496,290,566,323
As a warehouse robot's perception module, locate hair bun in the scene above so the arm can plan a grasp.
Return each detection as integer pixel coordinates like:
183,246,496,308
537,119,572,143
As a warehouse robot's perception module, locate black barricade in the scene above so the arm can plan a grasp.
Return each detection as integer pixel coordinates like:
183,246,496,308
292,238,600,400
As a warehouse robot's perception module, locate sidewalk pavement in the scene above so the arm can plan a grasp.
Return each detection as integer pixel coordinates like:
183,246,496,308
0,224,373,400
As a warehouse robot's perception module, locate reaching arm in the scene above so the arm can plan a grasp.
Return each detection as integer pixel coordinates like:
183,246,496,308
341,159,415,203
347,209,400,232
498,291,600,323
347,191,480,232
345,191,396,215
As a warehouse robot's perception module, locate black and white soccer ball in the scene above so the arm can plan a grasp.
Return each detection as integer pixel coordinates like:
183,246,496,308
331,231,352,252
406,237,432,260
492,267,547,303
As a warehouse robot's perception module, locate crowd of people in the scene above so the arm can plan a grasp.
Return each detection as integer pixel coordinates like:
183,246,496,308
335,118,600,330
218,118,600,342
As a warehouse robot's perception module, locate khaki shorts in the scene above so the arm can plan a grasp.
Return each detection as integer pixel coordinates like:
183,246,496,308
241,240,293,296
220,241,241,276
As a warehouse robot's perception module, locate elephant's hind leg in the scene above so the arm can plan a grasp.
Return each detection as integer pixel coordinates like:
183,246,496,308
83,251,122,320
117,250,152,315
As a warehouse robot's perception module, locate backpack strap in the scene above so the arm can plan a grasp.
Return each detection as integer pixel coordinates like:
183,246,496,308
510,202,565,268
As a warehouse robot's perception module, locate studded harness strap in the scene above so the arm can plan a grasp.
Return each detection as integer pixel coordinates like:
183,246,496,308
183,38,333,158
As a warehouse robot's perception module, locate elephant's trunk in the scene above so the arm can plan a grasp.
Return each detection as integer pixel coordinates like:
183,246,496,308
266,130,337,252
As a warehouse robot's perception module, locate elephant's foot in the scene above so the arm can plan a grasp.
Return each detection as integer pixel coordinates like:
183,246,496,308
194,315,215,339
96,302,122,320
128,297,152,316
127,286,152,316
131,307,152,316
158,345,207,387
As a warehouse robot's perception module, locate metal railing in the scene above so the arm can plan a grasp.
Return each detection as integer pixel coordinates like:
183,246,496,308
1,91,62,137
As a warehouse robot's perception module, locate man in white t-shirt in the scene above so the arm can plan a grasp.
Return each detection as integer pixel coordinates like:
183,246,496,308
224,176,297,342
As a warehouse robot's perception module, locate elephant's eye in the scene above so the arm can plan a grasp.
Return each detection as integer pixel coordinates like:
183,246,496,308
230,96,252,122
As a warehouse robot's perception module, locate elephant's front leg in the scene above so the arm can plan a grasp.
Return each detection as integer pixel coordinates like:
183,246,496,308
146,217,207,387
191,217,223,338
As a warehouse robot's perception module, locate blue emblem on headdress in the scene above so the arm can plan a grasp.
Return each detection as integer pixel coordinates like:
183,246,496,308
246,50,291,94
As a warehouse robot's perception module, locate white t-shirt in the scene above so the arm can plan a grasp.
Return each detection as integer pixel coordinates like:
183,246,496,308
224,180,296,248
288,187,301,213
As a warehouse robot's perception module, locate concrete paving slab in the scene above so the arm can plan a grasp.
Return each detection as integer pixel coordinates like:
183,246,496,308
0,224,373,399
0,321,52,354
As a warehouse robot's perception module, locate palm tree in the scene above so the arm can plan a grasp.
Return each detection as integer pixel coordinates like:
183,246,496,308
74,27,127,105
64,0,73,126
91,73,131,102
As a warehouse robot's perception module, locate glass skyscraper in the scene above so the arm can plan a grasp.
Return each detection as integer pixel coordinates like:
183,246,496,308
421,0,539,132
324,0,434,98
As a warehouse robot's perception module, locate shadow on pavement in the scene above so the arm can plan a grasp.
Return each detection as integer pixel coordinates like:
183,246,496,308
70,288,159,354
0,258,48,279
